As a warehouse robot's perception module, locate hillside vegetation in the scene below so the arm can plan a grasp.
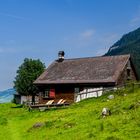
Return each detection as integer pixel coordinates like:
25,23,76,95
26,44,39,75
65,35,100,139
0,86,140,140
105,27,140,78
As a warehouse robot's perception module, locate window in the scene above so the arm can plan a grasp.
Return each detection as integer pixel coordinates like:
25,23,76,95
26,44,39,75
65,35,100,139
127,61,131,70
127,61,131,80
127,69,130,77
127,69,131,80
44,89,49,98
43,89,55,98
75,88,79,93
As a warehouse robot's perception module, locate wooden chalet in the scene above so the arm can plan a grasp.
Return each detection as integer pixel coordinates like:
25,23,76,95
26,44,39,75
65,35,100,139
34,52,138,104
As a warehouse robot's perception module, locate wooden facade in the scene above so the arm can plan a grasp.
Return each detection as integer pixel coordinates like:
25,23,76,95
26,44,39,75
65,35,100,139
37,85,74,104
117,60,138,86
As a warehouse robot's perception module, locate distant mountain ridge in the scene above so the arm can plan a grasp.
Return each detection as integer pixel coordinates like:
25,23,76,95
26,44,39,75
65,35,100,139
105,27,140,78
0,88,16,103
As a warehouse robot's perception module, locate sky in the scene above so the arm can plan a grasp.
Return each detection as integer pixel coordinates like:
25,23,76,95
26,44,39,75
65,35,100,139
0,0,140,90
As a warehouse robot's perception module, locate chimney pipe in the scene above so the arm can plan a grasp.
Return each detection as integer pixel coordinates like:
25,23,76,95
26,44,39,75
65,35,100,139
58,51,65,62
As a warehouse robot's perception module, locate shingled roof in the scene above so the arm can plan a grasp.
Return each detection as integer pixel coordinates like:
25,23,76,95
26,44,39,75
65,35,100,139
34,54,130,85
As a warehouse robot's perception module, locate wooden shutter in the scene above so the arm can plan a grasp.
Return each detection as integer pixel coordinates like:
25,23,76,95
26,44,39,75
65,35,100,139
49,89,55,98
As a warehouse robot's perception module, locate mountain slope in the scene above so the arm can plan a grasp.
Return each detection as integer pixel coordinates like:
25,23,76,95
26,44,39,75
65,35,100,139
105,27,140,78
0,88,15,103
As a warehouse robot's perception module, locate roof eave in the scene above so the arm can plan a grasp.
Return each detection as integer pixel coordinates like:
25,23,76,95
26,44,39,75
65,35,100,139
34,81,116,86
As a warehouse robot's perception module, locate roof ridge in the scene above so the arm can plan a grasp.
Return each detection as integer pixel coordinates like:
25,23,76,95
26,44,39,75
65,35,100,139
61,54,130,61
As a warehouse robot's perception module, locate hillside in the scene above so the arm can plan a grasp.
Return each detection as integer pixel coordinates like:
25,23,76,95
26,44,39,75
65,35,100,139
0,88,15,103
105,27,140,78
0,86,140,140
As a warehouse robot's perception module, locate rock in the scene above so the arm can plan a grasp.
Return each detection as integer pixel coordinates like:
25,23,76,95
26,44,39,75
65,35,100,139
33,122,44,128
108,95,114,99
27,122,44,132
101,108,111,118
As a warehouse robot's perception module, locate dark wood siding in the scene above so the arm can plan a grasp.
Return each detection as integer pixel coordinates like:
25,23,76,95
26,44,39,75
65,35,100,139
117,60,137,86
38,85,74,104
55,85,74,103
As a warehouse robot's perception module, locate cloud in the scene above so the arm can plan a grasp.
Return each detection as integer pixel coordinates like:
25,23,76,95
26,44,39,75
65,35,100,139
129,7,140,27
94,33,119,56
64,0,73,5
63,29,119,52
130,16,140,27
99,34,119,45
95,48,107,56
0,48,4,53
0,12,25,20
63,29,119,57
80,29,95,40
68,29,95,47
63,29,95,47
0,47,18,53
0,40,19,53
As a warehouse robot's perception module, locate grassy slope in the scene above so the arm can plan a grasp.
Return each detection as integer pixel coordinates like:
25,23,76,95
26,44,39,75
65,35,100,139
0,88,140,140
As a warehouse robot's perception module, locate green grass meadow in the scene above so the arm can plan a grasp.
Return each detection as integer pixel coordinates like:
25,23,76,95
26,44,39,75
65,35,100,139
0,87,140,140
